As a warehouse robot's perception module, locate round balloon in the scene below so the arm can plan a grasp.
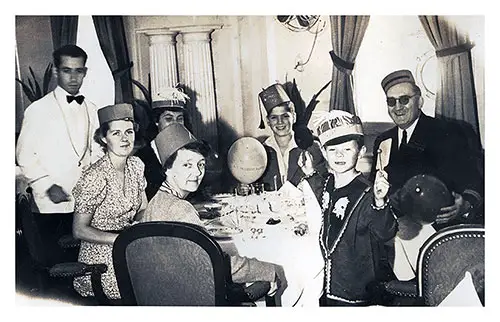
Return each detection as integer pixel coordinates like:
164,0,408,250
398,174,454,224
227,137,268,184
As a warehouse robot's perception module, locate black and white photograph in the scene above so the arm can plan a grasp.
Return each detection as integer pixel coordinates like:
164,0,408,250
11,3,490,315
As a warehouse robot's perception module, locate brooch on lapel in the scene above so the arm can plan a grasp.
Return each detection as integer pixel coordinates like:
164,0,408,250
332,197,350,220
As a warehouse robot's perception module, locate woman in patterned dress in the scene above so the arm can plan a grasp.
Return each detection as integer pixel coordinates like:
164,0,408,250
72,103,148,300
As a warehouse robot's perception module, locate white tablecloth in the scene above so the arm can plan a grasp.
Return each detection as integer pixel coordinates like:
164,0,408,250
207,182,325,307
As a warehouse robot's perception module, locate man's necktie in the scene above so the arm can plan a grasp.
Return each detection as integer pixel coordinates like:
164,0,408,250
401,129,408,148
67,95,85,104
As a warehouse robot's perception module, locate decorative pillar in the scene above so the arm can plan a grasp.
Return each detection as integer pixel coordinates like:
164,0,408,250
148,32,179,96
179,27,220,151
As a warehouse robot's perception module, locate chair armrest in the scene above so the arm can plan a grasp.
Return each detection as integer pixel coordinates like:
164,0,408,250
244,281,271,301
49,262,111,305
383,280,418,298
49,262,107,278
58,234,81,249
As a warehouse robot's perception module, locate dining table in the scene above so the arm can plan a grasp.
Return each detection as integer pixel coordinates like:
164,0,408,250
197,181,325,307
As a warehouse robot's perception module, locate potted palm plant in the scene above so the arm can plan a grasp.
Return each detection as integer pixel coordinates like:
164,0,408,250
16,63,53,103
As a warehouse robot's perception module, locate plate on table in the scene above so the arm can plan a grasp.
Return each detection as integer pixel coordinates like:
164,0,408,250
211,193,234,202
199,210,220,220
206,225,243,239
204,202,223,211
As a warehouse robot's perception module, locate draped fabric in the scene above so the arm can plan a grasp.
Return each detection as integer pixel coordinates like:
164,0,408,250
92,16,134,104
328,16,370,114
419,16,480,138
50,16,79,50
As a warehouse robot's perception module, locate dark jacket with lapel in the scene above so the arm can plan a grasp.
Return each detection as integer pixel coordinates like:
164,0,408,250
370,113,483,221
307,174,397,303
259,138,327,191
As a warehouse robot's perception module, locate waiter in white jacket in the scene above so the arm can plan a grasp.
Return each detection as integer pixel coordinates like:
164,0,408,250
16,44,103,265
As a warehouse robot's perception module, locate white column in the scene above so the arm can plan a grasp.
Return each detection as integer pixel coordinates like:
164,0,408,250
179,27,219,151
148,32,179,96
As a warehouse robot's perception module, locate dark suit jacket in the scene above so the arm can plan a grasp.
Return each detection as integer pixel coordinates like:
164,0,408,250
369,113,483,222
259,138,327,192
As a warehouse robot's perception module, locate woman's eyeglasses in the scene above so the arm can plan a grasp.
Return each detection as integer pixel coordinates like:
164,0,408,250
386,94,417,107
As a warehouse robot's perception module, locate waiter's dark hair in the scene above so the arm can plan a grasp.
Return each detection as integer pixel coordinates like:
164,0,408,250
53,45,88,68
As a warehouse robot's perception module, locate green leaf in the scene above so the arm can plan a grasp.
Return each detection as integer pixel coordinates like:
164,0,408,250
16,78,36,102
131,79,152,110
42,63,53,95
27,77,35,95
29,66,42,100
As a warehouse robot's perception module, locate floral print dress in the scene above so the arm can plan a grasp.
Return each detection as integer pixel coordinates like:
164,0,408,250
72,154,146,299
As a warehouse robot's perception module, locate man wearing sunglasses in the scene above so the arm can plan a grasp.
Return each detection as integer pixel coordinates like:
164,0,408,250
370,69,483,228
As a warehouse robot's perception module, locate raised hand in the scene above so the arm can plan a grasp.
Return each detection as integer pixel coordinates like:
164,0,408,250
373,170,390,205
436,191,469,224
297,150,314,176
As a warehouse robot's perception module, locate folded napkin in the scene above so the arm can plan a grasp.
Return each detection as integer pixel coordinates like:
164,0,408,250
215,212,240,229
393,222,436,281
439,271,482,306
300,180,322,235
278,181,303,199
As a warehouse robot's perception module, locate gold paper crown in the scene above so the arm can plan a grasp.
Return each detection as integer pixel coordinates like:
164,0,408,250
314,110,363,146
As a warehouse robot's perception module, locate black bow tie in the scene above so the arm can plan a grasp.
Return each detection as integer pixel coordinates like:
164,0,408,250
67,95,85,104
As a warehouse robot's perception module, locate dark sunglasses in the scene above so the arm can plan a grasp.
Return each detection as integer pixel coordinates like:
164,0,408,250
386,94,417,107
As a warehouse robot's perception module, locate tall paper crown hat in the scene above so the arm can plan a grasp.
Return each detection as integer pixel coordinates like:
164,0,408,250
152,86,190,111
155,123,197,167
381,69,416,93
98,103,134,126
314,110,364,146
259,83,291,114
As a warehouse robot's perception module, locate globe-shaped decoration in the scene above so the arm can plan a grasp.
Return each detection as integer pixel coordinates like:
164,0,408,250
227,137,268,184
399,174,454,224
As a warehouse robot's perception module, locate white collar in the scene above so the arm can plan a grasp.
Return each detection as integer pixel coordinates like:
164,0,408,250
264,132,298,151
398,114,420,143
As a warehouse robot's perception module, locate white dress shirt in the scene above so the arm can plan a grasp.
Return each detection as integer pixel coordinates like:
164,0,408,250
397,116,419,148
16,86,103,214
264,133,298,185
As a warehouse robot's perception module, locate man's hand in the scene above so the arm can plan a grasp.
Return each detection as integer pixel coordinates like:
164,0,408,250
297,151,314,176
436,191,469,225
46,184,70,203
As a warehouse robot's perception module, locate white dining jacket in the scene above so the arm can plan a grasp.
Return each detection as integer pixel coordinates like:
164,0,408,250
16,86,103,214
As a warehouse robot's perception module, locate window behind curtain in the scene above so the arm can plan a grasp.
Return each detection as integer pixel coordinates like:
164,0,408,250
354,16,436,122
76,15,114,110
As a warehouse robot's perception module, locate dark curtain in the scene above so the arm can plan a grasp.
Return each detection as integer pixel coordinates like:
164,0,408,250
419,16,480,139
328,16,370,114
50,16,78,50
92,16,134,104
